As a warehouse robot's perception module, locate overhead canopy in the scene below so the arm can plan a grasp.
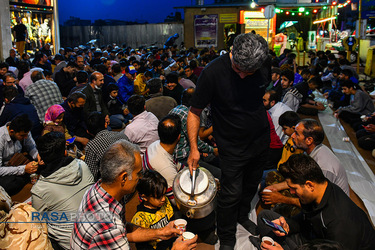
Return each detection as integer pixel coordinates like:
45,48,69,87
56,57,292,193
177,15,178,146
279,21,298,30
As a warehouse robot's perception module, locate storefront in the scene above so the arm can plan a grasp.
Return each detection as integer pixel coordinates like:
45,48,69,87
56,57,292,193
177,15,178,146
182,5,276,50
312,5,339,51
0,0,60,60
241,10,276,43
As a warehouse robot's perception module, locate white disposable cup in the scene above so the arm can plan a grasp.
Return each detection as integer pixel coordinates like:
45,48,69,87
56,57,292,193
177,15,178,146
182,232,195,241
263,189,272,193
262,236,275,246
360,115,367,122
174,219,187,233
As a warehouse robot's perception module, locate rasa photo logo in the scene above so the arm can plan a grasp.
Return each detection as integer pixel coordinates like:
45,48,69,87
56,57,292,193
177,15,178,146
31,211,113,224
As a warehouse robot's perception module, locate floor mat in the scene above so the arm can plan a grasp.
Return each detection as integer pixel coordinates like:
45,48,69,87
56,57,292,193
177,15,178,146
318,107,375,224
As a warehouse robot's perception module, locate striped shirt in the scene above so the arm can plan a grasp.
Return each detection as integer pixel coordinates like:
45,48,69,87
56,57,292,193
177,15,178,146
168,105,214,162
84,130,128,181
70,182,129,249
25,79,63,122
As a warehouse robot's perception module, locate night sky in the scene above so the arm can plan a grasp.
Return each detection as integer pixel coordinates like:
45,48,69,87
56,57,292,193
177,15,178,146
58,0,215,24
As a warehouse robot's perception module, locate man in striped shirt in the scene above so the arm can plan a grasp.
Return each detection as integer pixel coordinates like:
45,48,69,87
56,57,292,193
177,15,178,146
71,140,180,249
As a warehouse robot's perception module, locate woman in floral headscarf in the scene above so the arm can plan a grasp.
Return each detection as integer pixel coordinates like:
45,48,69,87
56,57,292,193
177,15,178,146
42,104,72,140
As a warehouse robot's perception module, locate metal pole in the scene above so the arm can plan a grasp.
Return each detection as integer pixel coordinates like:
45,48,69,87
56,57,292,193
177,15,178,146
356,0,362,74
303,51,306,66
267,18,270,44
53,0,60,55
297,46,300,65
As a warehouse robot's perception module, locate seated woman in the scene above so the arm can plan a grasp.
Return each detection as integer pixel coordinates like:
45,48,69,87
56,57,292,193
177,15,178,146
334,80,375,130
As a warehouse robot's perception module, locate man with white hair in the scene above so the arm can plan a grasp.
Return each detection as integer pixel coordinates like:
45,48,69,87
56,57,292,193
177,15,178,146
187,33,271,249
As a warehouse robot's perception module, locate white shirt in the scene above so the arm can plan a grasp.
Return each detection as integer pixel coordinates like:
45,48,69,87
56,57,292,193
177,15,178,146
19,67,44,91
309,144,350,196
0,124,38,176
124,111,159,156
145,140,182,190
268,102,292,144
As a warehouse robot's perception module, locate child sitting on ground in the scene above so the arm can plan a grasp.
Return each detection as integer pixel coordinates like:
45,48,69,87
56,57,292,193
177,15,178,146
106,83,132,129
42,104,72,140
131,170,175,250
276,111,303,168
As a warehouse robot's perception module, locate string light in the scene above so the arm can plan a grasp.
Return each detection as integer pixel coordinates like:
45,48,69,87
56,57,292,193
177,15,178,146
313,16,337,24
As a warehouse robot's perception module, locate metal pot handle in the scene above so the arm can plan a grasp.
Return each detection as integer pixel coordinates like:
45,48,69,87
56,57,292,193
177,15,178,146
187,170,197,206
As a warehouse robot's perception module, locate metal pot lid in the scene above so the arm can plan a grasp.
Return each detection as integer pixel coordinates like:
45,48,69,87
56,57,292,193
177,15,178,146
179,169,208,195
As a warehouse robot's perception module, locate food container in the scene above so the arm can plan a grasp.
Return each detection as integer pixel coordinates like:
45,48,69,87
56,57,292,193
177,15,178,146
173,167,217,219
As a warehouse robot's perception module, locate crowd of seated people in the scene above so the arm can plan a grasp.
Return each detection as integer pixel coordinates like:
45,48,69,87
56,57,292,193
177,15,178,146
0,41,374,250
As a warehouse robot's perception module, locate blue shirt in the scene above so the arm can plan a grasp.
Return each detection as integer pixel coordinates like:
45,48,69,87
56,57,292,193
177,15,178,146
116,75,134,104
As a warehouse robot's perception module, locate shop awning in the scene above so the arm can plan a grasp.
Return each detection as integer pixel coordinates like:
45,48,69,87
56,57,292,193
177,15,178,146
279,21,298,30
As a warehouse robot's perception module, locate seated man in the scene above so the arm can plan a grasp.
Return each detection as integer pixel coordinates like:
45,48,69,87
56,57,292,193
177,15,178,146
0,86,42,139
52,53,67,79
54,61,78,98
254,154,375,250
263,90,292,144
25,71,63,123
198,105,215,144
0,115,38,196
143,114,183,205
145,78,177,120
0,62,9,85
267,67,281,97
295,76,325,116
60,91,90,148
117,65,136,104
0,72,25,105
262,119,350,210
31,132,94,250
68,70,88,96
182,65,198,84
124,95,159,156
85,112,129,180
163,72,184,105
324,69,354,109
71,140,181,249
81,71,109,122
5,49,19,67
169,88,217,164
356,112,375,151
34,53,52,72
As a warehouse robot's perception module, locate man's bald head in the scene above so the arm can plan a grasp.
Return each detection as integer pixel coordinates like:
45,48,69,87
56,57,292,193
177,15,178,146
30,70,45,83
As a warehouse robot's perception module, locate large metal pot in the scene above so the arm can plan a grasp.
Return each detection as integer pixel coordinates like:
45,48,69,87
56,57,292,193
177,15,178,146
173,167,217,219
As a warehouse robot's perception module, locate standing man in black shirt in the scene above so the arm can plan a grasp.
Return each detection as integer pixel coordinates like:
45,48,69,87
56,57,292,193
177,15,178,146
12,17,28,57
187,33,271,250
